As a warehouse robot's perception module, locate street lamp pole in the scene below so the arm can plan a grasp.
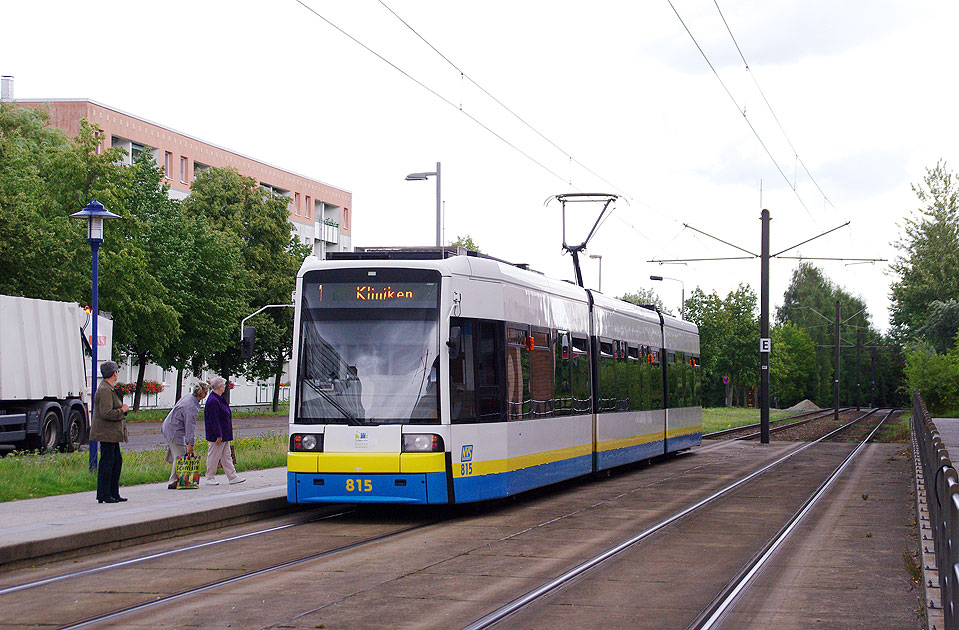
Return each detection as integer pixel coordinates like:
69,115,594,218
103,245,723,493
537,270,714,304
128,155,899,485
405,162,441,247
70,200,120,472
589,254,603,292
649,275,685,319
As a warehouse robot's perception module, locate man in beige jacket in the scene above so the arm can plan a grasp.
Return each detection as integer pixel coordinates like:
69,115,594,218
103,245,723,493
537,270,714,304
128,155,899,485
89,361,129,504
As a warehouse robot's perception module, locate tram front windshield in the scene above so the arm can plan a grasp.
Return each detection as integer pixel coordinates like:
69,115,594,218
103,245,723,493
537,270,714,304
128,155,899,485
295,274,440,425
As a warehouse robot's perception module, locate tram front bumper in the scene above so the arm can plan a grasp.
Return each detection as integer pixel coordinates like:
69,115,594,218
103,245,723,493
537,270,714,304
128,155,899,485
287,452,449,504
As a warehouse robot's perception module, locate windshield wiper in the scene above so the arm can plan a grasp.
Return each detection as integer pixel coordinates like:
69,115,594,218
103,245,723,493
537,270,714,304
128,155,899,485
303,378,363,426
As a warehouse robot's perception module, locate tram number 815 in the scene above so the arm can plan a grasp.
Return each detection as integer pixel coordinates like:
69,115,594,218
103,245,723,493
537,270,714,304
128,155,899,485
346,479,373,492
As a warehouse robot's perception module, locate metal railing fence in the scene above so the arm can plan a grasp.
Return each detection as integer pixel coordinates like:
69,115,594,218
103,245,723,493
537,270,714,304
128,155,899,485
913,390,959,628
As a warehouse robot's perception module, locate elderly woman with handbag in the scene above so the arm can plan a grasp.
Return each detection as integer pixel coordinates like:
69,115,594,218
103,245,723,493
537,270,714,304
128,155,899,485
161,382,209,489
203,377,245,486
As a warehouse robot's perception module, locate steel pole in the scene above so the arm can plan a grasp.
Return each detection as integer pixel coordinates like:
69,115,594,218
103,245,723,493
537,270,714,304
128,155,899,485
435,162,441,247
856,328,861,411
760,209,770,444
834,300,841,422
88,239,100,472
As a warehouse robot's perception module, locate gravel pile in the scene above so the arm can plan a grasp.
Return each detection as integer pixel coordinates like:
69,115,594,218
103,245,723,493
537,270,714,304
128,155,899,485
785,399,820,412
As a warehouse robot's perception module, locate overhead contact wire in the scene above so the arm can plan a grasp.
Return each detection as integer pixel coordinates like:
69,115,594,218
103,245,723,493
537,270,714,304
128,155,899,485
665,0,814,219
712,0,836,212
293,0,571,187
376,0,632,200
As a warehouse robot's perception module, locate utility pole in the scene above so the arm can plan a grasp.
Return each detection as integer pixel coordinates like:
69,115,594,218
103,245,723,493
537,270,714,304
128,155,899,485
870,346,876,407
834,300,841,421
760,209,770,444
855,329,861,411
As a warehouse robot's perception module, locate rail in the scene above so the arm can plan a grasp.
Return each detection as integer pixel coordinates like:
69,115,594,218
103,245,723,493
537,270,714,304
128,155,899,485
913,391,959,628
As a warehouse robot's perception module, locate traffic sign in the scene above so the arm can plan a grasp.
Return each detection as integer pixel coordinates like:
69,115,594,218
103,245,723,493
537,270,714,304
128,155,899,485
722,375,729,385
759,337,771,353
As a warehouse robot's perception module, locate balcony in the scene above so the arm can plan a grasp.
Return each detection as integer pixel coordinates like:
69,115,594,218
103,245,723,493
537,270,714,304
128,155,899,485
319,219,339,244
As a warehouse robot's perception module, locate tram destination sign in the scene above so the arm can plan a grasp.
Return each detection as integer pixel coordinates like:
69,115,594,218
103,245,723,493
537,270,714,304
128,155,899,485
311,282,438,308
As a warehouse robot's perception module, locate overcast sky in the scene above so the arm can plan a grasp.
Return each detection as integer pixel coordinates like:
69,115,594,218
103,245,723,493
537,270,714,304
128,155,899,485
4,0,957,332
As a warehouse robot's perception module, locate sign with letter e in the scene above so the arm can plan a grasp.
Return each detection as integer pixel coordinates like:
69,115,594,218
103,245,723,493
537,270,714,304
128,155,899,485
759,338,771,353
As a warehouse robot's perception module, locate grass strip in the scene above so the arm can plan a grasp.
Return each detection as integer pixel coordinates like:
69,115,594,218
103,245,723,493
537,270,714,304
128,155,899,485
0,431,288,502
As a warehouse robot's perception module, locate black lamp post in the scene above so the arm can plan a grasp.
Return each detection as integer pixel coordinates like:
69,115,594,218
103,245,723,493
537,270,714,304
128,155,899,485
70,200,120,472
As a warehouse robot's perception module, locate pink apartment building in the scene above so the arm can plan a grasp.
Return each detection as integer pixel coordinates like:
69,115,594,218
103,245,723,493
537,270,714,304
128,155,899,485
14,96,352,256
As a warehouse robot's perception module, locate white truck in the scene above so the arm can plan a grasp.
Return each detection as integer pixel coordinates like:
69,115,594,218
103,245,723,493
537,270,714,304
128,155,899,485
0,294,112,452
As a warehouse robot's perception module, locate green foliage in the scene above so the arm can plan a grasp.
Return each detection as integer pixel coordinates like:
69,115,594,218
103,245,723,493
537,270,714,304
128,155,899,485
904,340,959,416
916,300,959,354
890,161,959,342
183,168,309,405
777,262,900,407
769,322,817,407
449,234,481,252
684,284,757,406
620,288,670,315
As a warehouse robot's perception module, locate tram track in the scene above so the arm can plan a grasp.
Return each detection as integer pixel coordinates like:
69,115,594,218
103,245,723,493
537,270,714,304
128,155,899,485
689,409,893,629
461,408,882,630
1,410,901,629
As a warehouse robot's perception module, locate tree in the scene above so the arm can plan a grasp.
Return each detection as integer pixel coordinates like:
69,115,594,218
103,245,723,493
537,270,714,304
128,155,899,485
107,148,180,411
684,288,729,406
890,161,959,341
769,322,817,407
904,339,959,416
183,167,309,406
620,288,671,315
449,234,480,252
0,104,95,301
915,300,959,354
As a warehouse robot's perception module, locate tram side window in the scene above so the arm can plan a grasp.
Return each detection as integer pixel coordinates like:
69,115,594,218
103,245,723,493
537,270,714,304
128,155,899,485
570,335,591,413
554,331,572,416
529,329,553,418
449,318,475,423
627,345,642,411
692,355,702,407
475,320,506,423
506,326,531,420
598,340,617,413
615,341,630,411
667,351,679,408
647,347,664,410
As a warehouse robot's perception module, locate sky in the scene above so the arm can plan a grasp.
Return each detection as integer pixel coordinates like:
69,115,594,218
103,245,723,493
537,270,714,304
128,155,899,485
4,0,958,332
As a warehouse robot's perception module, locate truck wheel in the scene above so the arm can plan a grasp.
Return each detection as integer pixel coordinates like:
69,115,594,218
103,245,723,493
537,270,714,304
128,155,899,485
39,410,62,453
66,408,85,452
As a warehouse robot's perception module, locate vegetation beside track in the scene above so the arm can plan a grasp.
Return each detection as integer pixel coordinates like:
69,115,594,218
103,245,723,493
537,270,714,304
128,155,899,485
0,431,287,502
702,407,792,433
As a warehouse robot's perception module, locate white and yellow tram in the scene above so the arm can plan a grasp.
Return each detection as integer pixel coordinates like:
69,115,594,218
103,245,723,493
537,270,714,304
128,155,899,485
287,248,701,505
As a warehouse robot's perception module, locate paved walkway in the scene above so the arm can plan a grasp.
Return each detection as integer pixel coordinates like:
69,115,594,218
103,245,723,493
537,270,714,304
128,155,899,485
933,417,959,454
0,466,289,567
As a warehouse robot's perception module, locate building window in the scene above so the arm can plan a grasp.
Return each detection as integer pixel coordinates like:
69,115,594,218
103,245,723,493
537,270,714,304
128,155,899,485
305,195,311,219
343,207,350,229
164,152,172,178
294,192,301,215
180,156,187,183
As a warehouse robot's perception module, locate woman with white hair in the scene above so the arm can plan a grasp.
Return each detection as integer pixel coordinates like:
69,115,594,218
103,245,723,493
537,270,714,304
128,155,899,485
161,382,209,489
203,377,245,485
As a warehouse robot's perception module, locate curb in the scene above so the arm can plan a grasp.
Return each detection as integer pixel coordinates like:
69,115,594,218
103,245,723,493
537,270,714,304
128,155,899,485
0,495,294,569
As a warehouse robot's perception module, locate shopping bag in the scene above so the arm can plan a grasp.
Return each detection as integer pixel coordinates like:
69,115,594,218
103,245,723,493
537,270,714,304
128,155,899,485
175,454,200,489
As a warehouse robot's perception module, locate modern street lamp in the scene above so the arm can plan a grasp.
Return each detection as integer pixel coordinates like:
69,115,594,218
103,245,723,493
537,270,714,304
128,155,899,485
650,275,685,320
405,161,441,247
589,254,603,292
70,200,120,471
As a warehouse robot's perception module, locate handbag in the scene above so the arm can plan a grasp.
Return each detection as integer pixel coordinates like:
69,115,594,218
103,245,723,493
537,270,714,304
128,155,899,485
175,454,200,489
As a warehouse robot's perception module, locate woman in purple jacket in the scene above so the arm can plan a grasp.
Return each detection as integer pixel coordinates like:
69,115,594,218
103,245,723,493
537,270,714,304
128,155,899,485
203,377,245,486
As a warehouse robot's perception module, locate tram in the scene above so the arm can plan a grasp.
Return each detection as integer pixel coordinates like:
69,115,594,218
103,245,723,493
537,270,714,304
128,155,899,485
287,247,701,505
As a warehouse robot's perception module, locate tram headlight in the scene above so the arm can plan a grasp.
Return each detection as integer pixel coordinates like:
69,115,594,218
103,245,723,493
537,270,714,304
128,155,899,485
291,433,323,452
402,433,445,452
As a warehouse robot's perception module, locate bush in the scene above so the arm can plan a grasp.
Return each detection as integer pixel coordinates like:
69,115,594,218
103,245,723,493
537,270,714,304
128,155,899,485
904,341,959,416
